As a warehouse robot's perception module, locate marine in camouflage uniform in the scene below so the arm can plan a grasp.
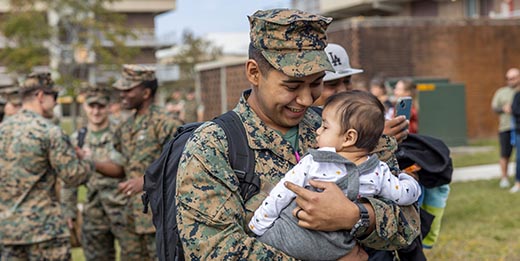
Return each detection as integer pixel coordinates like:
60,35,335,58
60,87,136,260
182,89,204,123
109,65,181,260
2,86,23,120
0,72,94,260
176,9,420,260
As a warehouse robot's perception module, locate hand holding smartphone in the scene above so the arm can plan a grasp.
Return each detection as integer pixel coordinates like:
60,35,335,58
395,96,412,120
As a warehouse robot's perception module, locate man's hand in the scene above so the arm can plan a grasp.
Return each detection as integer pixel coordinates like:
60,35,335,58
67,218,75,230
285,179,359,231
383,116,409,143
118,177,144,197
503,104,512,114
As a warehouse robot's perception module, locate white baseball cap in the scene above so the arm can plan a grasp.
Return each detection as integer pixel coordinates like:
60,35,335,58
323,43,363,82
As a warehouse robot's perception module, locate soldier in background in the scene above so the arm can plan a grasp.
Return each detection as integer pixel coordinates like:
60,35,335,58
3,86,22,119
165,89,185,121
95,65,181,260
108,91,131,127
0,72,94,260
60,86,135,260
182,88,204,123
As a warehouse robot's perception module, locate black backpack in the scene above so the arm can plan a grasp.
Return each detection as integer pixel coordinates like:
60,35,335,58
142,111,260,261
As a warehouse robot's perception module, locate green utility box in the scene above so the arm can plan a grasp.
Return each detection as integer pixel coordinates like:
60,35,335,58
418,83,467,146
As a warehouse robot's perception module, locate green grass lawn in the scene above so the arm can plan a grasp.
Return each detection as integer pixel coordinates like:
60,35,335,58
424,178,520,260
451,138,515,168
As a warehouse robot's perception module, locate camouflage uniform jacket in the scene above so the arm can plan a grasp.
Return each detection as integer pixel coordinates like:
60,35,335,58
0,109,94,244
183,99,201,123
176,90,420,260
61,126,126,226
113,105,180,234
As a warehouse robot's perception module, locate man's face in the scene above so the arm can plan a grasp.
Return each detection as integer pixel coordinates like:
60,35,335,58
506,70,520,88
83,102,109,126
250,69,324,133
120,84,146,110
314,76,351,107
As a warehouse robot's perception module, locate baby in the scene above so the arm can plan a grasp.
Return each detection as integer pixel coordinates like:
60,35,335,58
249,90,421,260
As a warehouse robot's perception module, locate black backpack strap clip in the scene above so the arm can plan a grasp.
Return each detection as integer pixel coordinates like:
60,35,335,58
213,111,259,203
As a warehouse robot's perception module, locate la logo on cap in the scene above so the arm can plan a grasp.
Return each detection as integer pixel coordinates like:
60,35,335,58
328,51,342,67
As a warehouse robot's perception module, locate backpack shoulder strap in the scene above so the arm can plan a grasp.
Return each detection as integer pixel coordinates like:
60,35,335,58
212,111,259,202
77,127,88,148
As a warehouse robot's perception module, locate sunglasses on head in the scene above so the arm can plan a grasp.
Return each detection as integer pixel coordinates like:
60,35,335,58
43,90,58,100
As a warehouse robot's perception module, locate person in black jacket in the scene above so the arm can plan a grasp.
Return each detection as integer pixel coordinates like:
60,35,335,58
509,87,520,193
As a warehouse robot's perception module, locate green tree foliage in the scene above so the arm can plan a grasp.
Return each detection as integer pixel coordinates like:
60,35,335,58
171,30,222,90
0,10,51,74
0,0,137,80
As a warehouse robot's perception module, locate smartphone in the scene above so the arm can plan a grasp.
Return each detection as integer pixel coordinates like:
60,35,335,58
395,96,412,120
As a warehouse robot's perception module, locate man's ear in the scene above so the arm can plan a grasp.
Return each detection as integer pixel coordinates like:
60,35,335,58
142,87,151,100
246,59,261,86
343,129,358,147
35,90,45,103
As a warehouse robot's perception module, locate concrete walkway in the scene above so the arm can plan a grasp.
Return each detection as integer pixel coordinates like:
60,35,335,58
452,163,516,182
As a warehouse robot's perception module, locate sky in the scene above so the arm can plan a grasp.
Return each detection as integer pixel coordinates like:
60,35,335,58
154,0,291,44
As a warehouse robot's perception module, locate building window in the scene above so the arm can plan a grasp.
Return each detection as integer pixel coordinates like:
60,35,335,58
466,0,479,17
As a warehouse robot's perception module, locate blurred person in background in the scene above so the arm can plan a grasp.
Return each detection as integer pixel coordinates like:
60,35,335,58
313,43,363,108
492,68,520,188
3,87,22,119
61,86,135,260
165,89,185,121
370,77,394,119
94,64,181,260
182,88,204,123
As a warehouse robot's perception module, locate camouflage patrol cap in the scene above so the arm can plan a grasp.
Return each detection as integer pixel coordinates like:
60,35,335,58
113,64,156,90
83,85,111,106
1,86,21,105
248,9,334,77
20,72,59,94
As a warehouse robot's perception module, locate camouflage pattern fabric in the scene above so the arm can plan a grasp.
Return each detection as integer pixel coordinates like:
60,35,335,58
372,134,400,176
112,64,156,91
0,109,93,245
0,86,21,106
19,71,60,93
248,9,334,77
61,126,141,261
1,237,70,261
176,90,421,260
112,105,180,234
182,98,200,123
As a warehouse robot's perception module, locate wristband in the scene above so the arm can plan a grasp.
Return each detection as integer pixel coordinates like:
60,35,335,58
350,202,370,238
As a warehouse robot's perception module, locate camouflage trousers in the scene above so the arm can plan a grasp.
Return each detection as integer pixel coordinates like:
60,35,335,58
123,232,156,261
1,237,70,261
83,222,156,261
121,202,157,261
81,191,148,261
